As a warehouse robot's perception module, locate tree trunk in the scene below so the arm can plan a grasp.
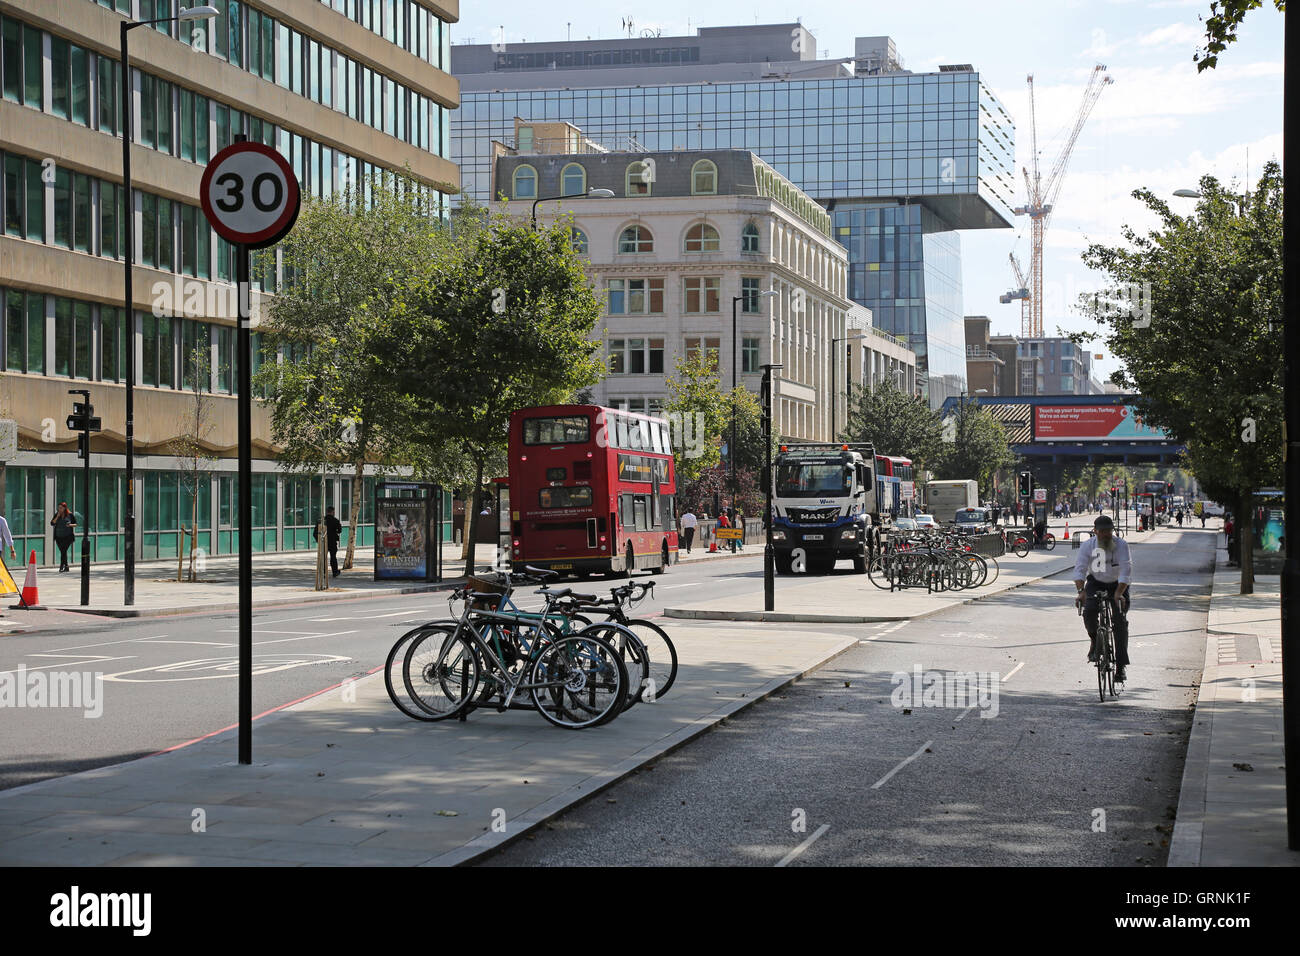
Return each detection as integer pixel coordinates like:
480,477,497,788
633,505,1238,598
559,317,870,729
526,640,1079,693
345,455,364,571
187,491,199,582
463,457,484,578
1238,491,1254,595
177,527,185,582
460,497,472,560
315,517,328,590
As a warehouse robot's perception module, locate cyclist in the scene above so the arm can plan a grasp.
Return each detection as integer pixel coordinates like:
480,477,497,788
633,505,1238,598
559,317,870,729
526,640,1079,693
1073,514,1132,683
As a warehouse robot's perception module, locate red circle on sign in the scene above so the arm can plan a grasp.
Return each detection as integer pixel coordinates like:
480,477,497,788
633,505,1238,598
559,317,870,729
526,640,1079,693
200,142,301,248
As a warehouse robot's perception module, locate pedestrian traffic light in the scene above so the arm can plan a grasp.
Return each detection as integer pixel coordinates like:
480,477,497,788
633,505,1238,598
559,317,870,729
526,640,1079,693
1018,471,1032,498
77,432,90,460
67,402,91,432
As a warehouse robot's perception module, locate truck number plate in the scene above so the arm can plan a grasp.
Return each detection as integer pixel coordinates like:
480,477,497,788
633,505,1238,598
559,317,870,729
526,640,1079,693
803,534,824,541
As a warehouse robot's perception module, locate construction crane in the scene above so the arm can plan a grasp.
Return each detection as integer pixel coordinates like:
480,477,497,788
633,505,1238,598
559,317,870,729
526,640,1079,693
1012,65,1113,338
1000,252,1030,331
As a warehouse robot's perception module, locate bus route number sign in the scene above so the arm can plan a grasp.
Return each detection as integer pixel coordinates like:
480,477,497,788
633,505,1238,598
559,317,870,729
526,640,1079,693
200,142,301,249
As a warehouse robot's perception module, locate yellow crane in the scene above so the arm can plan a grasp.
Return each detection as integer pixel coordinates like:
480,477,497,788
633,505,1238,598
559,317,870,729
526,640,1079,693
1010,65,1113,338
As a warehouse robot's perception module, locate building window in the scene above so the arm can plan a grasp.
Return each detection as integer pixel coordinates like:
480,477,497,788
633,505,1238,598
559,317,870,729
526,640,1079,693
684,222,720,253
683,335,720,366
569,226,588,255
684,277,721,313
512,164,536,199
740,276,764,313
742,337,760,373
742,221,760,253
691,159,717,195
609,337,665,374
608,278,664,315
617,224,653,253
561,162,586,195
53,297,92,379
1062,376,1075,392
625,161,652,196
4,288,44,374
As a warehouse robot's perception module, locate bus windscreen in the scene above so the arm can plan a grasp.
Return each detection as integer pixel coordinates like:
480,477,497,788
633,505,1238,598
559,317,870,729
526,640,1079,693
524,416,590,445
538,487,593,509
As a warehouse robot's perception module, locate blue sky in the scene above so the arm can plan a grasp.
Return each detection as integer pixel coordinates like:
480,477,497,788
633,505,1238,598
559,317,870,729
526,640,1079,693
451,0,1284,386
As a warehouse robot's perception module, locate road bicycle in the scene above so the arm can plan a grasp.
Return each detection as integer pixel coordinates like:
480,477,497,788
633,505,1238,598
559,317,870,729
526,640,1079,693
552,581,678,704
1080,587,1121,701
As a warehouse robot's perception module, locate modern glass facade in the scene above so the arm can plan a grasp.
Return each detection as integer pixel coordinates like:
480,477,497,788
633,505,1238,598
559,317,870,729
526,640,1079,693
455,57,1015,406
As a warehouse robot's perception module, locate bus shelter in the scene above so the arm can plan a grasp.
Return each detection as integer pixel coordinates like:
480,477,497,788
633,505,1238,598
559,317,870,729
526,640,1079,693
374,481,444,582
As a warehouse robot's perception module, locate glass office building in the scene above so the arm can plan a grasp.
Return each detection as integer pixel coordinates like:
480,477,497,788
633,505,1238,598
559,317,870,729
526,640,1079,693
453,25,1016,405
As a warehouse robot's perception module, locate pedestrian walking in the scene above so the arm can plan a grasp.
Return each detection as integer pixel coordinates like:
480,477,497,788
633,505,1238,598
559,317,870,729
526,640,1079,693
1200,511,1207,528
718,508,735,553
50,502,77,572
313,506,344,577
680,508,698,553
0,507,16,562
736,507,746,550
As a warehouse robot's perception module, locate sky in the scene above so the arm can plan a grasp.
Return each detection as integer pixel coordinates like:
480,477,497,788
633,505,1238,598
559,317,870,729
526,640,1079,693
451,0,1285,388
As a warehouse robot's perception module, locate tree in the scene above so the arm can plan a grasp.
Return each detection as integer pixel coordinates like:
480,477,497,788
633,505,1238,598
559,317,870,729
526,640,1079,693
935,400,1015,498
663,352,728,483
169,344,218,582
256,172,442,572
678,464,764,518
398,204,604,576
1194,0,1286,71
841,378,946,476
1076,164,1282,592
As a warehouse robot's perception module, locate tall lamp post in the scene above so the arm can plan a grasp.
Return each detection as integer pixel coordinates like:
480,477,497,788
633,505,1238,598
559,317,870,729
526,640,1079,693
829,332,869,442
761,363,783,611
120,5,218,606
530,188,614,229
730,289,778,509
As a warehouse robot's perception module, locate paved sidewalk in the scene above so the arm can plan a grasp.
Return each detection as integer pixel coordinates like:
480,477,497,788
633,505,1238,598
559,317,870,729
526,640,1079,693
1169,551,1296,866
663,523,1169,623
0,620,854,865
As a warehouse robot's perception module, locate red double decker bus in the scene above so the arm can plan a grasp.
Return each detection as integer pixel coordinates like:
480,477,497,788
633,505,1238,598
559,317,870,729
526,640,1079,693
507,405,679,577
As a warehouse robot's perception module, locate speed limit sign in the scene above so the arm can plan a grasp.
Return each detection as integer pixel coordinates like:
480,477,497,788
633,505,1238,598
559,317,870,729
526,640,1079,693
200,142,300,248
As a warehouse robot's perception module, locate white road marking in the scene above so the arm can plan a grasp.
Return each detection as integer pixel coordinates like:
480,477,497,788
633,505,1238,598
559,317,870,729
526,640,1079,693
871,740,933,790
308,608,433,621
658,582,701,589
4,654,135,675
216,628,321,635
955,705,977,722
1002,662,1025,682
132,638,234,646
775,824,831,867
258,630,357,645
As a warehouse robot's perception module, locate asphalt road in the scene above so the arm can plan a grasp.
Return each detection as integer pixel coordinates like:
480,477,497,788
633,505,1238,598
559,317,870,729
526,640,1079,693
482,527,1213,866
0,553,763,790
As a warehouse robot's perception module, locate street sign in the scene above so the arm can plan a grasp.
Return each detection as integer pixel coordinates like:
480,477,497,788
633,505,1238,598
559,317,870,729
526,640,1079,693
200,142,300,249
1034,488,1047,502
714,527,743,540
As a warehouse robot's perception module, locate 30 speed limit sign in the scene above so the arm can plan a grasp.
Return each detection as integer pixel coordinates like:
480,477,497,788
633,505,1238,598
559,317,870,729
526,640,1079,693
200,142,300,248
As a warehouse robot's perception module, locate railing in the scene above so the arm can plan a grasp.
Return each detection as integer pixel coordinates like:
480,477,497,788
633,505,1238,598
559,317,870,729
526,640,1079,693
965,346,1003,360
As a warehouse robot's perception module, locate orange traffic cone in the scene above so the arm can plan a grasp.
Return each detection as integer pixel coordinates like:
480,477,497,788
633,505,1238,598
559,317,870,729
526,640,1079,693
1063,523,1070,540
14,550,44,610
709,539,718,553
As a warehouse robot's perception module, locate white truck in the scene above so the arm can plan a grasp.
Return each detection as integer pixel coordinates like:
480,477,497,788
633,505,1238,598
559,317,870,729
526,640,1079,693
771,443,879,574
925,480,979,524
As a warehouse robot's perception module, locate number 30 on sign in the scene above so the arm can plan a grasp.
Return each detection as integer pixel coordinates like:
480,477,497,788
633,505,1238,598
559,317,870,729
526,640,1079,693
200,142,301,248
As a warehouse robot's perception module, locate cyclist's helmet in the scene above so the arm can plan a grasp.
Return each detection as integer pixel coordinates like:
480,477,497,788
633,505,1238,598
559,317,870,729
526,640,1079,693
1094,515,1114,530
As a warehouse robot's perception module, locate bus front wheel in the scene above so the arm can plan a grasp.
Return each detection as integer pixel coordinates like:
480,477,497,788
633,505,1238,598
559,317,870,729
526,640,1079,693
650,542,668,574
624,543,636,577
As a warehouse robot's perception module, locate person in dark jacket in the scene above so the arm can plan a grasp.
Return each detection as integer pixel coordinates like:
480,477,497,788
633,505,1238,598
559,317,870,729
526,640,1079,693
314,506,344,577
50,502,77,572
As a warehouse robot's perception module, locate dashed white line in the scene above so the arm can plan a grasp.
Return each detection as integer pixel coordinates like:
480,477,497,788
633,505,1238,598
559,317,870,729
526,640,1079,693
871,740,933,790
1002,662,1025,682
775,824,831,867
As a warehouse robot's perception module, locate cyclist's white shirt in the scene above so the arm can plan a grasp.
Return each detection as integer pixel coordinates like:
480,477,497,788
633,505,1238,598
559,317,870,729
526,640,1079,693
1072,536,1132,585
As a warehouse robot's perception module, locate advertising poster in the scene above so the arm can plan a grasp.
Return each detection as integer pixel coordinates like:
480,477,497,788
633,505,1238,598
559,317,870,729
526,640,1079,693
1034,405,1170,441
375,499,428,579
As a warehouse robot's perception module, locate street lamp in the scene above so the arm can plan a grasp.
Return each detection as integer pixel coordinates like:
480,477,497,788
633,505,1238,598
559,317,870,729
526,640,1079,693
530,188,614,229
829,332,869,442
730,289,778,511
121,5,218,607
1173,187,1246,216
761,363,783,611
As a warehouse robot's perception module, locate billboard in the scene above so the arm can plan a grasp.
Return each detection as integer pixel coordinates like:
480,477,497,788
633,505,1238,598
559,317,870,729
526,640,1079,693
1034,405,1170,441
375,498,430,579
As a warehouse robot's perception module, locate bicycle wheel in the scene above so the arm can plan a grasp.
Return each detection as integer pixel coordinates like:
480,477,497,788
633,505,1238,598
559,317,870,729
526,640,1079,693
1044,533,1056,551
623,618,678,702
575,622,650,710
1096,603,1112,702
403,628,481,720
1012,537,1029,558
386,626,454,721
868,554,893,590
530,634,629,729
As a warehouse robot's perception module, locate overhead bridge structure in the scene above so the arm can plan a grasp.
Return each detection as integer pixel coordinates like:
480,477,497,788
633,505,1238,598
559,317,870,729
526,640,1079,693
938,394,1184,466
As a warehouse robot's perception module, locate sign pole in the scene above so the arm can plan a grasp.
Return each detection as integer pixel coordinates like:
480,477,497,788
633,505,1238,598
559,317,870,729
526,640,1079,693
237,239,252,765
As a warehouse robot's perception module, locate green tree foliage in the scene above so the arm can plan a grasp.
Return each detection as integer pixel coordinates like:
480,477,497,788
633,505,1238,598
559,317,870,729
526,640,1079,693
841,378,946,475
664,353,728,483
168,344,218,582
1194,0,1286,71
677,464,764,519
256,173,441,570
935,400,1016,497
1076,164,1282,592
398,204,604,575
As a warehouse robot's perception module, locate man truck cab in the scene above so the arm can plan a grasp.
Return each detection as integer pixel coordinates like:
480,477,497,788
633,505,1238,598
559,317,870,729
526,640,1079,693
771,443,880,574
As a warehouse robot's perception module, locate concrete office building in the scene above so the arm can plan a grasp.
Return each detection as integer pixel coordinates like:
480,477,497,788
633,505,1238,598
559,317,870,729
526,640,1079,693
979,325,1104,398
453,22,1016,407
0,0,459,566
497,141,915,442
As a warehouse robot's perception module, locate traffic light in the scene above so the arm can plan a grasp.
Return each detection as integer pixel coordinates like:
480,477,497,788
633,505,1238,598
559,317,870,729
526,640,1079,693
1018,471,1032,498
66,401,102,434
77,433,90,460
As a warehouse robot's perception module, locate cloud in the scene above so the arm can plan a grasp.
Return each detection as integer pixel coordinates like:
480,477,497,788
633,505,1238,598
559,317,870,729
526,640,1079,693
1138,22,1203,46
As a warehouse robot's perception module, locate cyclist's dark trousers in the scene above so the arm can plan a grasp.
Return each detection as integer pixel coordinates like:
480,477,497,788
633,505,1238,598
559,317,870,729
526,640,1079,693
1083,575,1130,666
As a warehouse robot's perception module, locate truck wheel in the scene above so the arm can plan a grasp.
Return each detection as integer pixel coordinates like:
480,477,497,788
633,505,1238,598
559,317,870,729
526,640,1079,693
853,551,868,573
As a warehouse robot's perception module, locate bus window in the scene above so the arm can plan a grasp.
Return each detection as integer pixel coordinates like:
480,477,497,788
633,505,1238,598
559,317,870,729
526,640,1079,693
633,495,648,530
538,487,592,509
620,494,634,528
524,415,590,445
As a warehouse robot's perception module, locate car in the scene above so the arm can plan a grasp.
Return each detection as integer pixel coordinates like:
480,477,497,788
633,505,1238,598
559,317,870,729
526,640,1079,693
1201,501,1225,517
954,507,992,533
915,514,938,529
893,517,918,531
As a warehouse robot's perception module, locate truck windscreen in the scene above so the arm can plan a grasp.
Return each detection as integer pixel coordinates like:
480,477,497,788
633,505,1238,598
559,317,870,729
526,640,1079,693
776,461,852,497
